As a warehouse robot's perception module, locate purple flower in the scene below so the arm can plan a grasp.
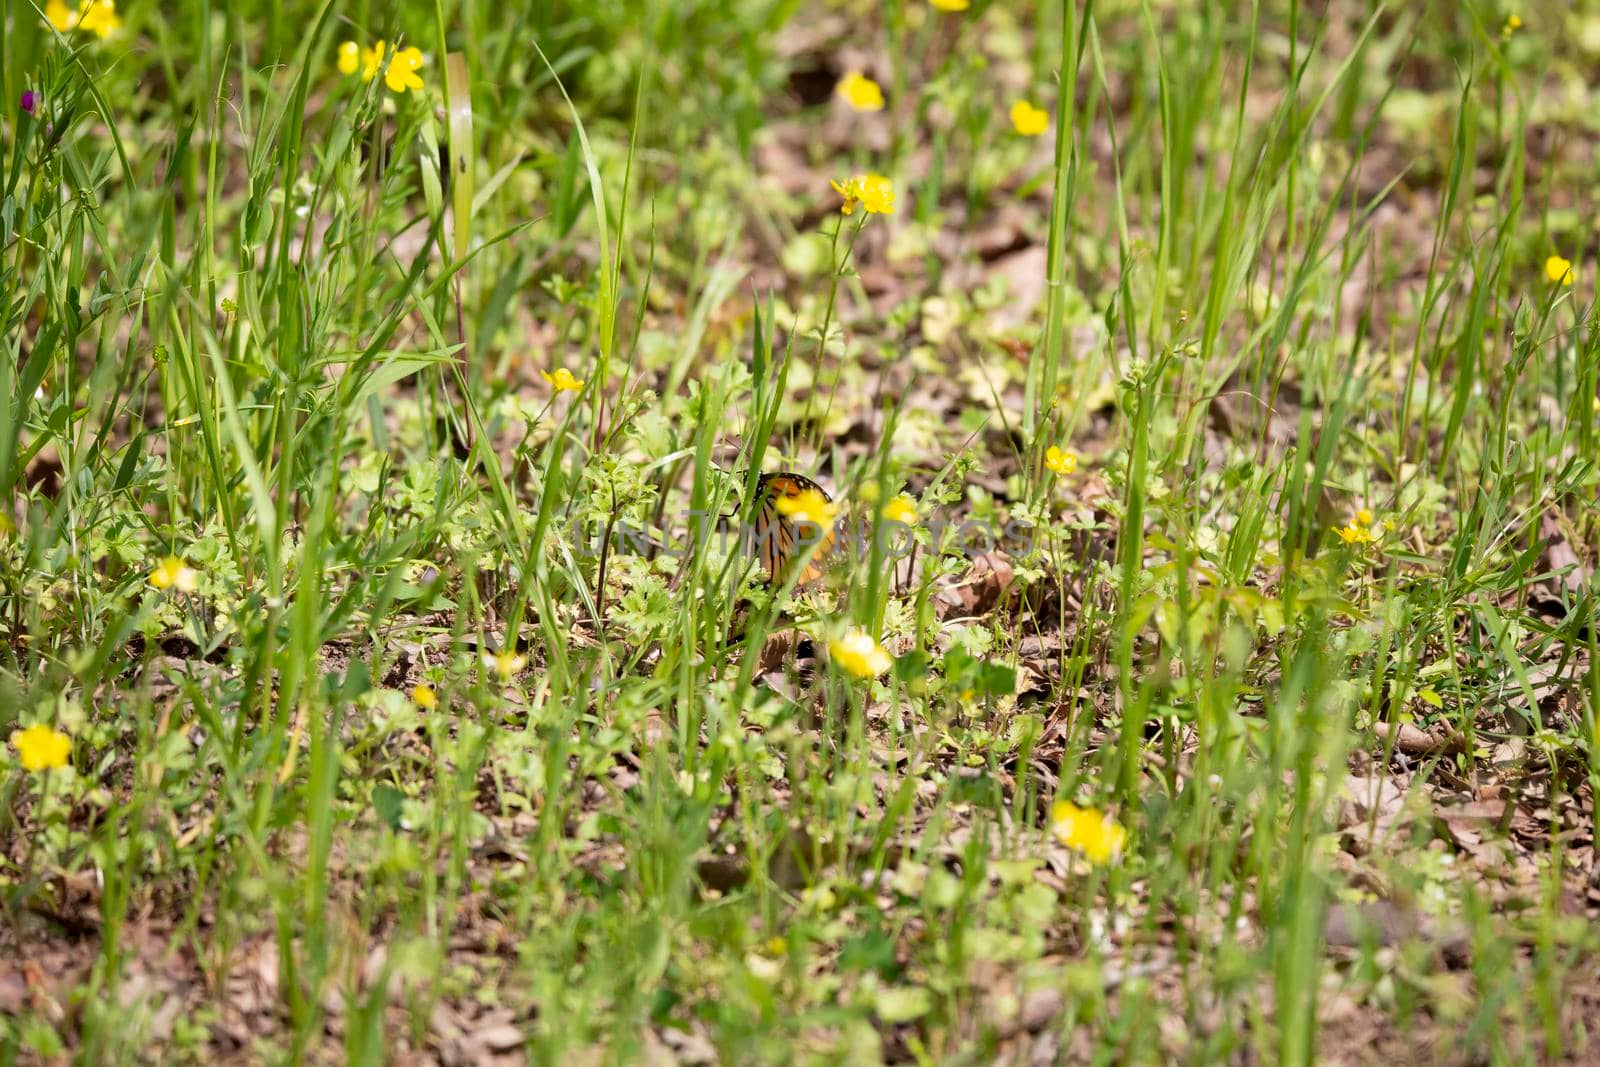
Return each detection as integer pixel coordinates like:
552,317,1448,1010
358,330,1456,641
20,90,38,116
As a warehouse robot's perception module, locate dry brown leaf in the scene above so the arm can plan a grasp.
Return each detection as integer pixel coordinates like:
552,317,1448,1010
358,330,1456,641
475,1021,525,1052
1371,720,1464,756
935,551,1016,620
0,964,29,1015
1540,511,1591,597
756,627,808,675
986,247,1049,332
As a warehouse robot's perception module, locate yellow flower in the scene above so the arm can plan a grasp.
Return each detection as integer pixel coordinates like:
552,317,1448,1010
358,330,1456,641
482,649,527,680
881,494,918,526
831,177,861,215
11,724,72,773
775,487,838,528
1501,13,1522,37
1353,508,1374,527
930,0,970,9
542,368,585,393
829,628,893,679
359,40,387,83
1334,523,1376,546
385,45,425,94
45,0,77,30
1045,445,1077,476
832,174,895,216
1546,255,1575,286
411,684,438,710
149,555,199,592
858,173,895,214
1010,100,1050,137
75,0,119,37
338,41,361,75
835,71,885,112
1050,799,1127,865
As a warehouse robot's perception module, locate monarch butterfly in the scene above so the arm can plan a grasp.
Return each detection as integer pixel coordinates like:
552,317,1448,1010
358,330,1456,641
751,472,838,585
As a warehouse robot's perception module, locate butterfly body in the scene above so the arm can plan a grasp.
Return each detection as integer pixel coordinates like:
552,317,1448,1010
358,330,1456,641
752,472,837,584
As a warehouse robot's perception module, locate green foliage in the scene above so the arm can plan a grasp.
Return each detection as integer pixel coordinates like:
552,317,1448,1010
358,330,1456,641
2,0,1598,1063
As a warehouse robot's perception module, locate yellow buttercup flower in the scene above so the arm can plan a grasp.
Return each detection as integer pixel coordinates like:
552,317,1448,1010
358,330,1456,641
482,649,527,680
1044,445,1077,475
831,177,860,215
45,0,76,30
542,368,585,393
830,628,893,679
359,40,387,82
1050,799,1127,865
1334,522,1376,546
11,724,72,773
1353,508,1375,528
881,494,918,526
338,41,361,75
832,174,897,216
775,487,838,528
45,0,118,36
835,71,885,112
1010,100,1050,137
930,0,970,10
149,555,199,592
1546,255,1575,286
859,173,895,214
1501,13,1522,38
411,684,438,710
385,45,425,94
75,0,119,37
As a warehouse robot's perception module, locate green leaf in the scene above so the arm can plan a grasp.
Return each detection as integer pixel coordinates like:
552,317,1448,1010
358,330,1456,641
348,349,460,408
839,930,899,978
372,785,404,831
894,649,930,686
977,661,1016,698
874,985,933,1023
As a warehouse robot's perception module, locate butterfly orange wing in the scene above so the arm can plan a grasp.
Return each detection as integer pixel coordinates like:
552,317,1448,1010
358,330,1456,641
753,473,836,584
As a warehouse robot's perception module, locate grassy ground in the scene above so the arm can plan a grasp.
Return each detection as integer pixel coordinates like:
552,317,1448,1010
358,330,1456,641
4,0,1600,1063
